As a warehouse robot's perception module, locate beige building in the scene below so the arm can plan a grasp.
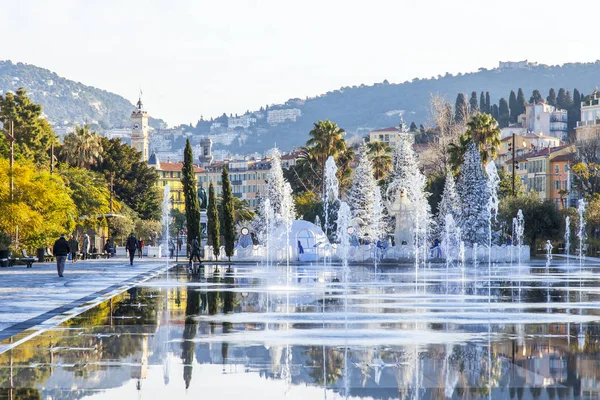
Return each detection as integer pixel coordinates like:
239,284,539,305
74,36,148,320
369,127,400,146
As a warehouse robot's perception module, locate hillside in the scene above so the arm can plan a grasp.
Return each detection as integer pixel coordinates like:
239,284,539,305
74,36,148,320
213,61,600,153
0,60,165,129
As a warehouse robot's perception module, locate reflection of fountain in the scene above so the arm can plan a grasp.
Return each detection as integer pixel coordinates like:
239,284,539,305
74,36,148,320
577,199,587,267
514,210,525,266
565,216,570,264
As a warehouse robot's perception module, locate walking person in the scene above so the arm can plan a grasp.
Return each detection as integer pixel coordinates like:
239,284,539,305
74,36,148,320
138,239,144,258
190,236,201,264
82,234,90,260
126,233,138,266
68,235,79,263
53,234,70,277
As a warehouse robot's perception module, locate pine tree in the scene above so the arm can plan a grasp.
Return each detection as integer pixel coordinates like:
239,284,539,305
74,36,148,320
267,148,286,218
409,122,418,132
181,139,201,249
436,172,461,239
571,88,582,131
516,88,527,117
479,92,486,114
455,93,468,123
457,143,491,245
509,90,517,122
547,88,557,106
347,144,377,240
557,88,568,109
485,92,491,114
207,182,220,259
498,98,510,128
221,166,235,261
469,91,479,114
529,90,542,104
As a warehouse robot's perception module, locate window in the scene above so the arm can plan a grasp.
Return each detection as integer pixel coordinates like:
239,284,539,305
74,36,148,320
554,165,559,174
564,164,569,172
554,180,560,190
555,198,560,208
170,171,174,178
562,180,567,190
379,134,384,140
384,134,389,141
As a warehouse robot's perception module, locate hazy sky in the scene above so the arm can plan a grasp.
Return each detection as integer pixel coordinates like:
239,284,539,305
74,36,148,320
2,0,599,126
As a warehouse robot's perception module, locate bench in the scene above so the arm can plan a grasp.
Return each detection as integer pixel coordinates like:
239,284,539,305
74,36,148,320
8,250,37,268
0,258,8,268
89,252,110,259
44,248,55,262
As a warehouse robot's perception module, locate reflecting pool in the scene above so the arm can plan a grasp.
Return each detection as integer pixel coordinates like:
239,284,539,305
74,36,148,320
2,259,600,399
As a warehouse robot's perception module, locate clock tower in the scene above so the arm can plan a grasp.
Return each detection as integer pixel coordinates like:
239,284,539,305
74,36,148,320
131,95,149,161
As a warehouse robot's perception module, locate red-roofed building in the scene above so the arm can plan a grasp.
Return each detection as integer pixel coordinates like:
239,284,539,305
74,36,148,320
369,127,401,146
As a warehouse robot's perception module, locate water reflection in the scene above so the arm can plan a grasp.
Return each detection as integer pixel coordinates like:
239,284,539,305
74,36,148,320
2,263,600,398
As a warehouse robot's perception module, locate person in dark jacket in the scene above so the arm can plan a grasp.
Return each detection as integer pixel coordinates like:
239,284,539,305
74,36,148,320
126,233,138,266
53,234,70,277
190,236,201,264
68,235,79,263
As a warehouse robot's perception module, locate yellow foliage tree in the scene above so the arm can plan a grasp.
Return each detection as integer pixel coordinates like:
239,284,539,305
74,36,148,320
0,158,76,249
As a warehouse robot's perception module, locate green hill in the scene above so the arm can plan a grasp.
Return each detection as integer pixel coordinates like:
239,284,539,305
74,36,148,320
0,60,165,129
224,61,600,153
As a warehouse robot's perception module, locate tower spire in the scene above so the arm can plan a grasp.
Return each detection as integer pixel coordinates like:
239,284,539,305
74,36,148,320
137,88,143,110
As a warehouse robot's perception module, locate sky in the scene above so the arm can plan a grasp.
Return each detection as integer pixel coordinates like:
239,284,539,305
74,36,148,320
2,0,599,126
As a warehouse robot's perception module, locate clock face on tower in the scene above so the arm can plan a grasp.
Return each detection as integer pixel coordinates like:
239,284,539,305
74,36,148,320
133,123,140,129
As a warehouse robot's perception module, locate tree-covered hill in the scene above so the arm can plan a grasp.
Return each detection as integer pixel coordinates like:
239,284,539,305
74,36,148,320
228,61,600,153
0,60,165,129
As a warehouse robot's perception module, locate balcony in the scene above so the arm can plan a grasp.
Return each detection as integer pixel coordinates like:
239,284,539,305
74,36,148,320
233,193,242,198
231,180,243,185
577,119,600,127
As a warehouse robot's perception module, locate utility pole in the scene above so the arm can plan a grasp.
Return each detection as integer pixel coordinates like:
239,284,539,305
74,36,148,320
109,173,114,214
511,133,516,197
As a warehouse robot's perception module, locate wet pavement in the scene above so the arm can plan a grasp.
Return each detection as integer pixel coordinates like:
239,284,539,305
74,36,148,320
2,258,600,399
0,258,169,351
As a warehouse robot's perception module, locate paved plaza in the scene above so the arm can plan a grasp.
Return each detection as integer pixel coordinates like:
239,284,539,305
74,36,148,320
0,257,170,353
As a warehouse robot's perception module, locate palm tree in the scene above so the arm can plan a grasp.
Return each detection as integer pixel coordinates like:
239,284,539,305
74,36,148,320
306,120,348,194
61,124,103,168
366,141,392,180
448,113,501,172
465,112,501,164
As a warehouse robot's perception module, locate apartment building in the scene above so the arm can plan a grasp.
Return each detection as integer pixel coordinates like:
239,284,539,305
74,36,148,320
525,101,569,140
148,152,206,211
549,153,576,209
369,127,400,146
267,108,301,125
576,90,600,141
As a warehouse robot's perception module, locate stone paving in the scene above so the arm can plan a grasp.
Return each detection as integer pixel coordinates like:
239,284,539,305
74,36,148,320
0,257,170,352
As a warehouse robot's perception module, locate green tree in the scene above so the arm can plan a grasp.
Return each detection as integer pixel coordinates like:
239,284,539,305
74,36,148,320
294,191,322,222
60,124,103,168
497,168,525,199
509,90,518,122
516,88,527,117
59,167,112,220
479,92,486,113
469,91,479,114
455,93,468,122
485,92,491,114
306,120,348,194
409,121,418,132
0,88,56,165
491,104,499,121
448,113,501,171
499,195,562,255
366,140,392,180
529,89,543,104
221,167,235,261
547,88,557,106
498,98,510,128
557,88,573,110
207,182,220,259
181,139,201,248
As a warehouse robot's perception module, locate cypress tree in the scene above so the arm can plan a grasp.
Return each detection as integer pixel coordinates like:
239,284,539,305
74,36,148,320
181,139,201,250
479,92,486,114
547,88,557,106
409,121,418,132
221,166,235,261
557,88,568,109
529,90,542,104
516,88,527,116
485,92,491,114
509,90,517,122
498,98,510,128
207,182,220,259
469,91,479,114
491,104,499,121
455,93,468,122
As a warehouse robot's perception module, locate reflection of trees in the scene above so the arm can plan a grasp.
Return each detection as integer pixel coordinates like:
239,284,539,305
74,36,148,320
0,287,162,393
305,346,344,386
181,275,200,389
0,387,41,399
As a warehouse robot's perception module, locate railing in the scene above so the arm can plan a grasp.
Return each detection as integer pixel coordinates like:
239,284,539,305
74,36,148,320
577,120,600,127
231,180,243,185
